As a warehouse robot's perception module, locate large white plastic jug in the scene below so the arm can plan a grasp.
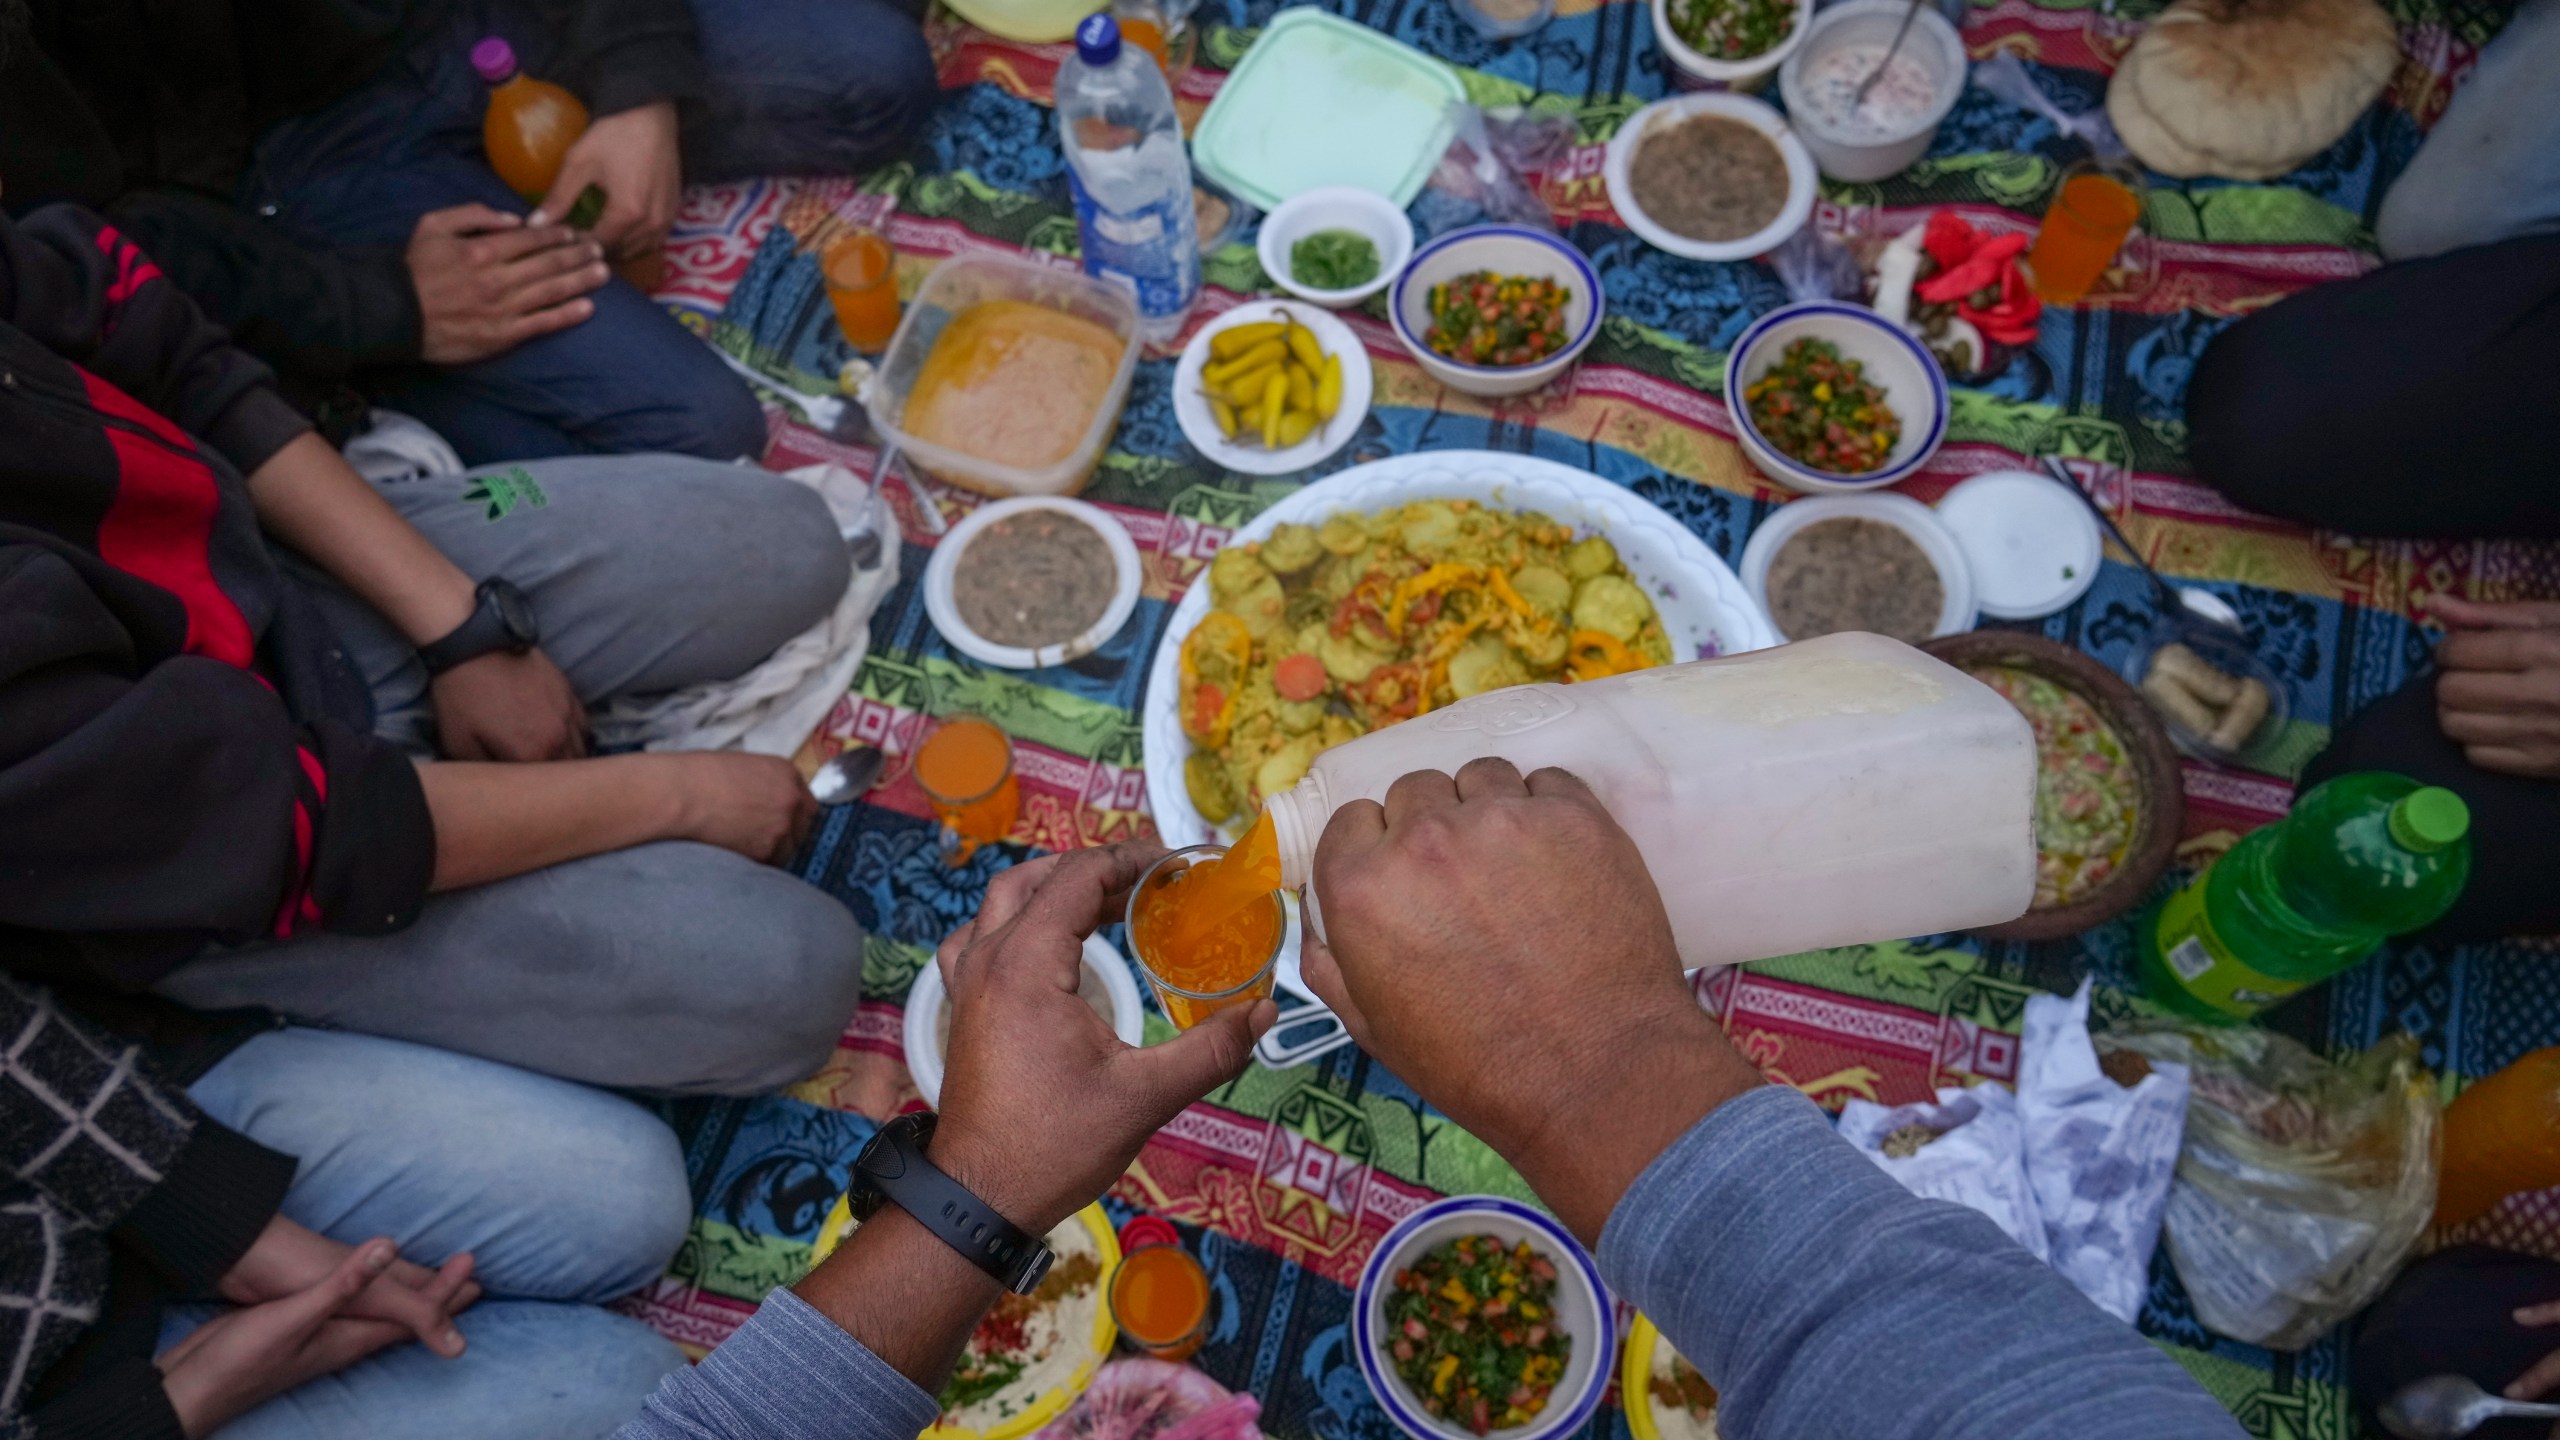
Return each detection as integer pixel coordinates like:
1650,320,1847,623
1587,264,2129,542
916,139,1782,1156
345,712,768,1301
1267,631,2039,965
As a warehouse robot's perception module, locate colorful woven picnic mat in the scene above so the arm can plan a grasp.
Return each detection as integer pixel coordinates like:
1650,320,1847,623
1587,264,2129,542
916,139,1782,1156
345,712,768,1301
614,0,2560,1434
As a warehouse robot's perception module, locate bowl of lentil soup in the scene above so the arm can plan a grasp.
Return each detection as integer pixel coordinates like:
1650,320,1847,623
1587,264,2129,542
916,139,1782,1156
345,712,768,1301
1724,300,1948,492
1921,632,2183,940
1356,1197,1612,1440
1390,227,1604,399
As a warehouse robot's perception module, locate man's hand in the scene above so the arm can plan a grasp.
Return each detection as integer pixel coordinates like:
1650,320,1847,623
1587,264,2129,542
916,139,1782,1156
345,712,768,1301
533,102,681,264
219,1216,478,1361
2505,1298,2560,1438
162,1238,473,1439
931,844,1277,1234
1295,760,1762,1243
660,752,820,865
2433,595,2560,779
431,648,588,761
407,204,607,365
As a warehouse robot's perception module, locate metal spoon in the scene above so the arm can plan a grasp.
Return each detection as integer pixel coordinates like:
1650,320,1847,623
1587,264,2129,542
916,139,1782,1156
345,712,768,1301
2039,455,2243,632
1852,0,1929,110
2380,1375,2560,1439
843,444,894,572
808,745,887,805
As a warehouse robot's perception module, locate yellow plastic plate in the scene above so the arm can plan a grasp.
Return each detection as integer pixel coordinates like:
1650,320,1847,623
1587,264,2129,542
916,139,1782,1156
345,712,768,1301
812,1196,1124,1440
1621,1313,1722,1440
941,0,1104,43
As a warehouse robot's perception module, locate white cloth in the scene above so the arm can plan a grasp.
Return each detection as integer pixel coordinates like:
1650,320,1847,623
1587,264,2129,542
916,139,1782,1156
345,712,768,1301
343,408,466,483
593,462,898,757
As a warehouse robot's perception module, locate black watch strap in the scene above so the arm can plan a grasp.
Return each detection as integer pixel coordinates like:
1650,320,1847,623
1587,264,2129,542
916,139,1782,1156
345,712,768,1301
850,1113,1054,1295
418,579,538,676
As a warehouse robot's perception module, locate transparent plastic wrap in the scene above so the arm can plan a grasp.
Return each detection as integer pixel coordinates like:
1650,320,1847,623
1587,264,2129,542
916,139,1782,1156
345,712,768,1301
2101,1023,2439,1350
1416,104,1576,236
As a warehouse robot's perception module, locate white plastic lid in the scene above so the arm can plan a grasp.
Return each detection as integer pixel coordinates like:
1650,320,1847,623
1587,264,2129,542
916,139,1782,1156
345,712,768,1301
1934,470,2104,620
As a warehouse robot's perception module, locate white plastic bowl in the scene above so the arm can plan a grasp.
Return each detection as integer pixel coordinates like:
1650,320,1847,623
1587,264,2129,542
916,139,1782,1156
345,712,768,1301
1389,226,1605,400
1259,186,1416,309
1724,299,1949,492
1779,0,1968,183
1739,491,1976,641
1172,300,1375,475
903,934,1146,1108
1651,0,1813,91
1604,93,1817,262
921,496,1143,668
1355,1197,1614,1440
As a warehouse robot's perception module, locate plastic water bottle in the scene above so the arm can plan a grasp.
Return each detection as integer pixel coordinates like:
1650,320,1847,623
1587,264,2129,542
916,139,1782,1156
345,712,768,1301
1266,632,2043,967
1056,14,1200,346
2140,772,2472,1022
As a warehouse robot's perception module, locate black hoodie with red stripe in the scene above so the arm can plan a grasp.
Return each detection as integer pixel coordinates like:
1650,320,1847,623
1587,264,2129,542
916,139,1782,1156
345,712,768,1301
0,203,434,996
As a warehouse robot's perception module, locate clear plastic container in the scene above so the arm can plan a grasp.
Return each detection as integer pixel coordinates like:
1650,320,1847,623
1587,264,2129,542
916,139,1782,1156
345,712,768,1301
863,253,1141,497
1268,631,2040,966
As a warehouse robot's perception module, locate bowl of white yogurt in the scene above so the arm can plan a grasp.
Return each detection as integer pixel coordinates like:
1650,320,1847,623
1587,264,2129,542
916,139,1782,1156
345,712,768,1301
1779,0,1968,183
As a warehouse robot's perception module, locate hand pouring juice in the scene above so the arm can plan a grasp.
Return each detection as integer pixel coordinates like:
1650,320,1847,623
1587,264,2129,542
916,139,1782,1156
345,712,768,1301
1166,632,2037,971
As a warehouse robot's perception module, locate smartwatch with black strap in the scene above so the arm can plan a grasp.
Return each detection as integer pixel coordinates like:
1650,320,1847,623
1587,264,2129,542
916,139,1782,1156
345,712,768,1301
848,1112,1054,1295
417,578,540,675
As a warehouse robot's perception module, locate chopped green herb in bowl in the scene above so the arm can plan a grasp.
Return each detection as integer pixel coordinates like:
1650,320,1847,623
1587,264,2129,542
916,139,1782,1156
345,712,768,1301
1291,230,1383,292
1385,1234,1572,1435
1665,0,1795,61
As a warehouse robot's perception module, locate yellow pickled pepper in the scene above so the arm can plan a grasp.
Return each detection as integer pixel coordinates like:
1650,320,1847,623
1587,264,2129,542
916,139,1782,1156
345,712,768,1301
1257,371,1288,448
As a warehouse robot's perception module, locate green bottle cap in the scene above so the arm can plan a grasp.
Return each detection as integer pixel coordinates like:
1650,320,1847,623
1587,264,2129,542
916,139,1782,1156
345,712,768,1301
2388,787,2471,852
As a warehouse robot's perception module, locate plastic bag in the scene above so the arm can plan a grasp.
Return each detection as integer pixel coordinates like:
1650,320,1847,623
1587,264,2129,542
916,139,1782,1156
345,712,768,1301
1971,52,2128,161
1420,104,1575,236
2102,1023,2439,1350
2016,981,2189,1323
1841,1083,2049,1260
1768,226,1864,304
1034,1360,1261,1440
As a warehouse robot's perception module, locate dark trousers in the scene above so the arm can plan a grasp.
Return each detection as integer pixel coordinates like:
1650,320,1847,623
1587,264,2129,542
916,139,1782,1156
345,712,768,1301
2188,235,2560,940
2187,233,2560,540
2355,1246,2560,1440
243,0,939,466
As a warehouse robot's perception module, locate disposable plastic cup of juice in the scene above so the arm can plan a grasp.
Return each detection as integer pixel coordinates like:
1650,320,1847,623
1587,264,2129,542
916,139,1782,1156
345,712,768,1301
1109,1243,1213,1360
1125,843,1283,1029
913,715,1019,865
2027,157,2145,306
823,227,902,352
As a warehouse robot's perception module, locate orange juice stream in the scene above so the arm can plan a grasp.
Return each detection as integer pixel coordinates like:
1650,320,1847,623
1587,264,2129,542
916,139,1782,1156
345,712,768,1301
1132,813,1281,1025
1111,1245,1209,1358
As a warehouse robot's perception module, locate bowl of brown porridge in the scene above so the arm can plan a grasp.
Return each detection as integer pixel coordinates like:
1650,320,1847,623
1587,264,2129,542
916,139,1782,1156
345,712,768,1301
1737,492,1974,644
1604,93,1815,262
924,495,1143,669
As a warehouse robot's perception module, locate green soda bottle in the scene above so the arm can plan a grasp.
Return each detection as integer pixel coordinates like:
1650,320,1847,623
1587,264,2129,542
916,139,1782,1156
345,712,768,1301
2140,772,2472,1022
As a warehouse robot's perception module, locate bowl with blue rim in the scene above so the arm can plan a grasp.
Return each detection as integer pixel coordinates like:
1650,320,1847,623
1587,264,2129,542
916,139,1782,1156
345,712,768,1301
1724,299,1950,493
1389,226,1606,400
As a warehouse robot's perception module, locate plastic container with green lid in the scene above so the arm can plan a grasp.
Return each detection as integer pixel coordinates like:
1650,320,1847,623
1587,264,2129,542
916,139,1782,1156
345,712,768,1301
1188,8,1464,212
2140,771,2475,1022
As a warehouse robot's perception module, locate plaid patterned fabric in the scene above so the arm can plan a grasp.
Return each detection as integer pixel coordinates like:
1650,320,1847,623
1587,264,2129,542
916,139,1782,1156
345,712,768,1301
0,978,197,1424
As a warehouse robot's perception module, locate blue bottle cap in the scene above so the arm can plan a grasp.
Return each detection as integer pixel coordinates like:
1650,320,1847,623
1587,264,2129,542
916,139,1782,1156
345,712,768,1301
1074,13,1122,65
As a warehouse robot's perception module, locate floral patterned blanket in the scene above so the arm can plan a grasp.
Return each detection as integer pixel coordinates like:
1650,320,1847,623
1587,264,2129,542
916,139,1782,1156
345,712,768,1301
619,1,2558,1434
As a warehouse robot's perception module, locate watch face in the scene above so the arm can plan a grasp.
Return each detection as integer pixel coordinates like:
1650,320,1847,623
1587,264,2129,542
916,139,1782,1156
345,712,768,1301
487,581,538,648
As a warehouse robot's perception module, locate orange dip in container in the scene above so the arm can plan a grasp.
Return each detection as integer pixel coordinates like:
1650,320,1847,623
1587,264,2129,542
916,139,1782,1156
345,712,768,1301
904,300,1128,472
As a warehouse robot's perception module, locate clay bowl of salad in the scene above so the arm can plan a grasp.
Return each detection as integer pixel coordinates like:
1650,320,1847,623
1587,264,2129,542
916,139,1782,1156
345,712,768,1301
1724,300,1948,493
1355,1197,1613,1440
1922,631,2184,941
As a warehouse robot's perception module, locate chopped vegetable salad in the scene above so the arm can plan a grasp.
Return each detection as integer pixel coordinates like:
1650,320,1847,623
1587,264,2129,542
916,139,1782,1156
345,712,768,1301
1386,1235,1572,1435
1743,336,1902,475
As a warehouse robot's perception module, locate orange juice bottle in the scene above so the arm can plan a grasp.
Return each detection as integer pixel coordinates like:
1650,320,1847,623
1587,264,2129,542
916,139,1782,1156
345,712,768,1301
914,716,1021,864
2436,1047,2560,1229
1110,1244,1211,1359
472,38,588,204
1127,816,1282,1028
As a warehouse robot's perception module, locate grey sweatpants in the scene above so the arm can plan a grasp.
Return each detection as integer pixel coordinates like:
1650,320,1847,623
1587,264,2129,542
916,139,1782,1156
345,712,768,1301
158,454,866,1096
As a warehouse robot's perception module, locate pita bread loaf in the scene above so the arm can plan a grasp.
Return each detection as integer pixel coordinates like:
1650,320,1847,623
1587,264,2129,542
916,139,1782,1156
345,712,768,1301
2107,0,2400,181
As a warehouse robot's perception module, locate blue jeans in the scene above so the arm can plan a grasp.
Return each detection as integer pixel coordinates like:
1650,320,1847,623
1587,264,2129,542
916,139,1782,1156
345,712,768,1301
243,0,938,465
159,1028,693,1439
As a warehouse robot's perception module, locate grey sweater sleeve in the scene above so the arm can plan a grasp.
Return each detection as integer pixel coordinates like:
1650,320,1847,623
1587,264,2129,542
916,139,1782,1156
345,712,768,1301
1597,1084,2243,1440
614,1288,942,1440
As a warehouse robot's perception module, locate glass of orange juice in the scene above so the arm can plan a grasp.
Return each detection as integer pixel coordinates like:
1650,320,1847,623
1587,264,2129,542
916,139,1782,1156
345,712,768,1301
913,714,1019,864
2026,157,2146,306
822,227,901,352
1125,843,1283,1029
1109,1243,1213,1360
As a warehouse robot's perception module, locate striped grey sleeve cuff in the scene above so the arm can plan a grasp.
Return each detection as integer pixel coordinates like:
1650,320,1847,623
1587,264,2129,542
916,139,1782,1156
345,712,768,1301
617,1288,941,1440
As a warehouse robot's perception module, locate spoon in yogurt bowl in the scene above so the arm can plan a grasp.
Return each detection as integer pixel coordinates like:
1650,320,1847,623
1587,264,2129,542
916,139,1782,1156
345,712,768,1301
1852,0,1929,108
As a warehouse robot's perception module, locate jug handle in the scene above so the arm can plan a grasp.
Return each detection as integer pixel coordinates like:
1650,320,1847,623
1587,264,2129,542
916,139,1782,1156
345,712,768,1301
1254,998,1355,1069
